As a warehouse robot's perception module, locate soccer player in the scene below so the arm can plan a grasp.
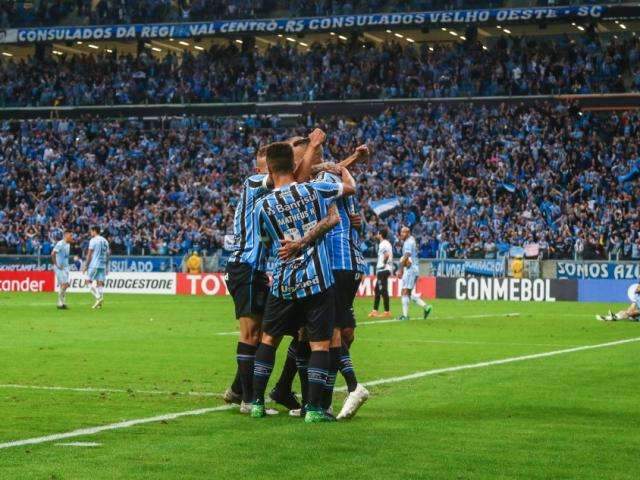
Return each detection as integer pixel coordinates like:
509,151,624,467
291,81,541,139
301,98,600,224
398,226,432,320
223,130,326,413
51,229,73,309
369,228,393,318
596,284,640,321
251,142,356,423
83,226,110,309
279,147,371,420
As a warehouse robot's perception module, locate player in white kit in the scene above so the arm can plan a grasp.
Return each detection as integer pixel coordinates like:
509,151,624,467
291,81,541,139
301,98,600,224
51,230,73,309
398,226,432,320
83,226,110,309
369,228,393,318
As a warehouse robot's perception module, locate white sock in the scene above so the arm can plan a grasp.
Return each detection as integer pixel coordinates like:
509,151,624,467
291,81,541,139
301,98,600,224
57,291,63,306
411,293,426,308
97,286,104,299
61,289,66,305
401,296,410,317
616,310,629,320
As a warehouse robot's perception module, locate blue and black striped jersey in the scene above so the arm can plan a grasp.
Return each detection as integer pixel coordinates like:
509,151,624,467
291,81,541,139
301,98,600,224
228,174,270,271
315,171,366,273
255,181,343,300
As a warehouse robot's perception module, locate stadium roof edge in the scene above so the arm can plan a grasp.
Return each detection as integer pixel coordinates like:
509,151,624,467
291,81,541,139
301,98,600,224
1,3,638,45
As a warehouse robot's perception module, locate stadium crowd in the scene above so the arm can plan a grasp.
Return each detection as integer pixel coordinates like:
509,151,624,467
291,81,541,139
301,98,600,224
0,35,636,107
1,102,639,260
1,1,504,28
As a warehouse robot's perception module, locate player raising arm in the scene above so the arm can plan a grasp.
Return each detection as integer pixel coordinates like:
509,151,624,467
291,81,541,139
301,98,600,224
250,142,355,423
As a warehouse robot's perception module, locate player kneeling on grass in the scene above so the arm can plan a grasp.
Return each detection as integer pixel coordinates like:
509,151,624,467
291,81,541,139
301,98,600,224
52,229,73,310
398,226,432,321
83,226,110,309
596,284,640,322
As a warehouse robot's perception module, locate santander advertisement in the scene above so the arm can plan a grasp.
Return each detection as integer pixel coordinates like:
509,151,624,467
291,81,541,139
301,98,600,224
0,271,55,292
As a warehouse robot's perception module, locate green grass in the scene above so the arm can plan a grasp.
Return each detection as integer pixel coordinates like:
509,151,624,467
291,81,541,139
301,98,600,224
1,292,639,479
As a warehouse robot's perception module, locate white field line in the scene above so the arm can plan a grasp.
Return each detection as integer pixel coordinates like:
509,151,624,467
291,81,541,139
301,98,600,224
0,384,221,398
0,404,234,450
2,336,639,450
213,312,522,335
336,336,640,391
56,442,101,447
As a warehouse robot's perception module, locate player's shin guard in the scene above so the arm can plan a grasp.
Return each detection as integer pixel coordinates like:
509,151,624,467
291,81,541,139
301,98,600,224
89,285,99,299
274,338,298,393
339,344,358,393
296,341,311,406
252,343,276,404
237,342,257,403
307,350,329,410
321,347,340,410
97,286,104,298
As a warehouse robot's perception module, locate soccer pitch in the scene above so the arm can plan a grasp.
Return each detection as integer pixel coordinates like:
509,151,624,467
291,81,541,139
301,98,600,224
1,293,639,479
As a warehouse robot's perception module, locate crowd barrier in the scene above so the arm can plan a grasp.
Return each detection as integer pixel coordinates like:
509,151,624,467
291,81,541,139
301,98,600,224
3,271,636,304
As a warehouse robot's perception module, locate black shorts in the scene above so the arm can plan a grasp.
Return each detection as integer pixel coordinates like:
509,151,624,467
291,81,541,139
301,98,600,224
333,270,363,329
262,287,335,342
225,262,269,319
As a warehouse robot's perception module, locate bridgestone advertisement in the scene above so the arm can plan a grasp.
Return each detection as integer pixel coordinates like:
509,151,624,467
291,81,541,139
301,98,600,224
63,272,176,295
436,277,578,302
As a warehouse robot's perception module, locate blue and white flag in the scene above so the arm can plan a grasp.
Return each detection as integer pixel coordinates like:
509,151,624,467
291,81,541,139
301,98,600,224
369,197,400,216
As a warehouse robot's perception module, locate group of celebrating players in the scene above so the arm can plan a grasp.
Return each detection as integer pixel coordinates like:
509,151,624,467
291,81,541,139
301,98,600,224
48,126,639,425
221,129,431,423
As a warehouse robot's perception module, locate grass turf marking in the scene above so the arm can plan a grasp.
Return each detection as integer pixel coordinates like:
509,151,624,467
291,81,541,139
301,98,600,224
2,336,639,450
0,384,221,397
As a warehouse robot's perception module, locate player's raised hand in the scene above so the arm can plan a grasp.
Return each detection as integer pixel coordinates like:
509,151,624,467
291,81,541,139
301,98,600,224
355,144,369,159
309,128,326,147
278,238,303,261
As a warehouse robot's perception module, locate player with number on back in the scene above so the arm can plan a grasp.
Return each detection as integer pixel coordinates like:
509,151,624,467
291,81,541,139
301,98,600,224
222,130,328,414
250,141,357,423
398,226,432,321
278,146,371,419
51,229,73,310
83,226,110,310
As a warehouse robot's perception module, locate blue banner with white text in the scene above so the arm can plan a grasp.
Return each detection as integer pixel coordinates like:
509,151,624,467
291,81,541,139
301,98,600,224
0,5,616,44
556,261,640,280
431,259,506,278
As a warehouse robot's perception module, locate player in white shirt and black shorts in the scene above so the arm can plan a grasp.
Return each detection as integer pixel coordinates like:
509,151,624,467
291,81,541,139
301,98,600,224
369,228,393,318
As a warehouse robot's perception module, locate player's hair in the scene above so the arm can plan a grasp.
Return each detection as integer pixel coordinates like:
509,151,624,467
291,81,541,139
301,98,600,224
266,142,294,174
90,225,101,234
379,228,388,239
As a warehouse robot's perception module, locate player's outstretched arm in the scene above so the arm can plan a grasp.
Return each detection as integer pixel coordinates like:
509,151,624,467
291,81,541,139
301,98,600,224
310,144,369,177
338,165,357,197
278,204,340,261
293,128,326,182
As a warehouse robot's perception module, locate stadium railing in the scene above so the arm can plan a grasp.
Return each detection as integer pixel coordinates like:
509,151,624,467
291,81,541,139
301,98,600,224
1,93,639,119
